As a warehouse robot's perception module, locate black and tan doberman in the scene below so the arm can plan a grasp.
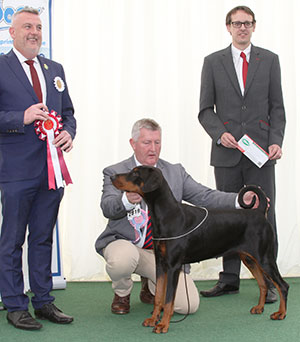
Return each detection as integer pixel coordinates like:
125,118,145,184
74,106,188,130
111,166,289,333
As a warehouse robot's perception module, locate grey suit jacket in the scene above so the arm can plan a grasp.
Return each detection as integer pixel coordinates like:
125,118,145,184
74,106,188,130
95,155,237,255
198,44,286,167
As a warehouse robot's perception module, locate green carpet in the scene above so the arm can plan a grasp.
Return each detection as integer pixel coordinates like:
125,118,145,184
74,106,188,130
0,278,299,341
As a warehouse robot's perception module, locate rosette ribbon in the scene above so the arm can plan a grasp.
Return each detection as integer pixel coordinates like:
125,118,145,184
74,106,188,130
35,110,72,190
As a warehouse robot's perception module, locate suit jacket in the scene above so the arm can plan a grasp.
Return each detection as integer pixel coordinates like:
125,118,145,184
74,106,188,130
198,44,286,167
95,155,237,255
0,49,76,182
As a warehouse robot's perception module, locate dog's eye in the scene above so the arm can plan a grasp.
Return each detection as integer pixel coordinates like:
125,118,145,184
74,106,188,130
129,171,142,185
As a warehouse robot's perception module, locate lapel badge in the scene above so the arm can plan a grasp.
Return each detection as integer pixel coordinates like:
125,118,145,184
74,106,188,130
54,76,65,92
44,63,49,70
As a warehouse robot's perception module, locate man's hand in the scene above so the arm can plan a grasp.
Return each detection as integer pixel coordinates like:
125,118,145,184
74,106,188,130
24,103,49,125
269,144,282,160
53,130,73,152
126,192,142,204
243,191,259,208
243,190,270,209
220,132,239,149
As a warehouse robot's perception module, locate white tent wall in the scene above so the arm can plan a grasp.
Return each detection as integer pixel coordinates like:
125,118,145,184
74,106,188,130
51,0,300,281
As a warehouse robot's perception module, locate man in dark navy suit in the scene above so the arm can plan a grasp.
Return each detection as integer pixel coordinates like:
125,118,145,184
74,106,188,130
0,7,76,330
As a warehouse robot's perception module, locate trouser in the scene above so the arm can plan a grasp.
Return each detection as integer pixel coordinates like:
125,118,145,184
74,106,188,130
214,156,277,288
103,239,200,314
0,167,64,311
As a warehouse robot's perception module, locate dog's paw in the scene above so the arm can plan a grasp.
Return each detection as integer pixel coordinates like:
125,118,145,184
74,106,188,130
143,317,157,327
152,323,169,334
270,311,286,320
250,305,264,314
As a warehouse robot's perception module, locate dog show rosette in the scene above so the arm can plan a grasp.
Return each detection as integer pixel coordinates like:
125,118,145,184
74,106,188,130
35,110,72,190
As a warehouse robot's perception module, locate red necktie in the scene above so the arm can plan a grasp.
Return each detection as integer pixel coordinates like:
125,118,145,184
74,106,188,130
25,60,43,103
143,214,153,249
240,52,248,88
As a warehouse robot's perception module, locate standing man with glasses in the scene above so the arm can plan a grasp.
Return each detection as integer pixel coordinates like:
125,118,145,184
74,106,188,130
198,6,285,303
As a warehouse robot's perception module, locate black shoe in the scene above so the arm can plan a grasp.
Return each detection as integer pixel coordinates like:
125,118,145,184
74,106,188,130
7,311,43,330
265,287,278,304
200,282,239,297
34,303,73,324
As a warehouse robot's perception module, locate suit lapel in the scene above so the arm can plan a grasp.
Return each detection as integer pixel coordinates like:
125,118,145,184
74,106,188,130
244,45,260,97
156,159,164,171
220,46,242,97
38,56,52,105
6,50,38,101
125,156,137,171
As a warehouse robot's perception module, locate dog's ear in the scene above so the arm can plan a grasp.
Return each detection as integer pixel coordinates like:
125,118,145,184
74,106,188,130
141,168,163,193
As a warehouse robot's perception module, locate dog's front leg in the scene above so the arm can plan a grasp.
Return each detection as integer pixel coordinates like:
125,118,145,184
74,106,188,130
142,273,166,328
152,268,180,333
153,301,174,334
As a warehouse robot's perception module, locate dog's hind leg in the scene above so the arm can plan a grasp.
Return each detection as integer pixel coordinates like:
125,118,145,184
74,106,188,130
239,252,267,315
240,252,289,320
269,279,289,320
263,264,289,320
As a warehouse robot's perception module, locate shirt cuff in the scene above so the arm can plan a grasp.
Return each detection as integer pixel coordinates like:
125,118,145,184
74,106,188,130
235,195,241,209
122,192,136,211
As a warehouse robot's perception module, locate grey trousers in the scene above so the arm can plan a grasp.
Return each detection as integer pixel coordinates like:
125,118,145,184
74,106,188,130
214,156,277,287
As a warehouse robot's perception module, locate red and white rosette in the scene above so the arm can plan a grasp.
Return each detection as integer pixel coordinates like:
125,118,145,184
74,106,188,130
35,110,73,190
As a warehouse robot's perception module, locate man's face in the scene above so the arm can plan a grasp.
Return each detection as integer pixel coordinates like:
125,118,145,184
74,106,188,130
9,12,42,59
130,128,161,166
226,10,255,49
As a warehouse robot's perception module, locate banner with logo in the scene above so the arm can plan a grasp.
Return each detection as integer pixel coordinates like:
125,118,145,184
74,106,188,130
0,0,51,57
0,0,66,294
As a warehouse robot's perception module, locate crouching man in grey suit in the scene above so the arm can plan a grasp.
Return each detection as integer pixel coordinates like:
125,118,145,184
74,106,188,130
95,118,258,315
198,6,286,302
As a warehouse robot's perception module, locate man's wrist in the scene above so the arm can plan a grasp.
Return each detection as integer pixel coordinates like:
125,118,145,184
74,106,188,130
122,192,136,211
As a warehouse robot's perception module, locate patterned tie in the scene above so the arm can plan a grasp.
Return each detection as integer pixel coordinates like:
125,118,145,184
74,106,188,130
240,52,248,88
143,213,153,249
25,60,43,103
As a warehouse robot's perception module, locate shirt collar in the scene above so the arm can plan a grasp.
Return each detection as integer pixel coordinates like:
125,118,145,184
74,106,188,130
13,47,39,65
134,155,157,167
231,44,251,61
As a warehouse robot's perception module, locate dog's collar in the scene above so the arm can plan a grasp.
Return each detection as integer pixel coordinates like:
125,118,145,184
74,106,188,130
152,207,208,241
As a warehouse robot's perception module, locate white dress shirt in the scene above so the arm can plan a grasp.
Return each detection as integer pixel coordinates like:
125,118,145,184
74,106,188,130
13,47,47,103
231,44,251,96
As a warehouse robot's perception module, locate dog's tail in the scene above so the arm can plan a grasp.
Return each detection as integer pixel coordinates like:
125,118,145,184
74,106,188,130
238,185,268,214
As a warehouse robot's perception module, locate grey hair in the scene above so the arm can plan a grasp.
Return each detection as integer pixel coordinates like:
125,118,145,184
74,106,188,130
131,118,161,141
12,6,39,23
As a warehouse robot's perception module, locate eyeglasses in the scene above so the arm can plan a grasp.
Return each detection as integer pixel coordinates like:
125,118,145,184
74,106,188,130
231,21,254,28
